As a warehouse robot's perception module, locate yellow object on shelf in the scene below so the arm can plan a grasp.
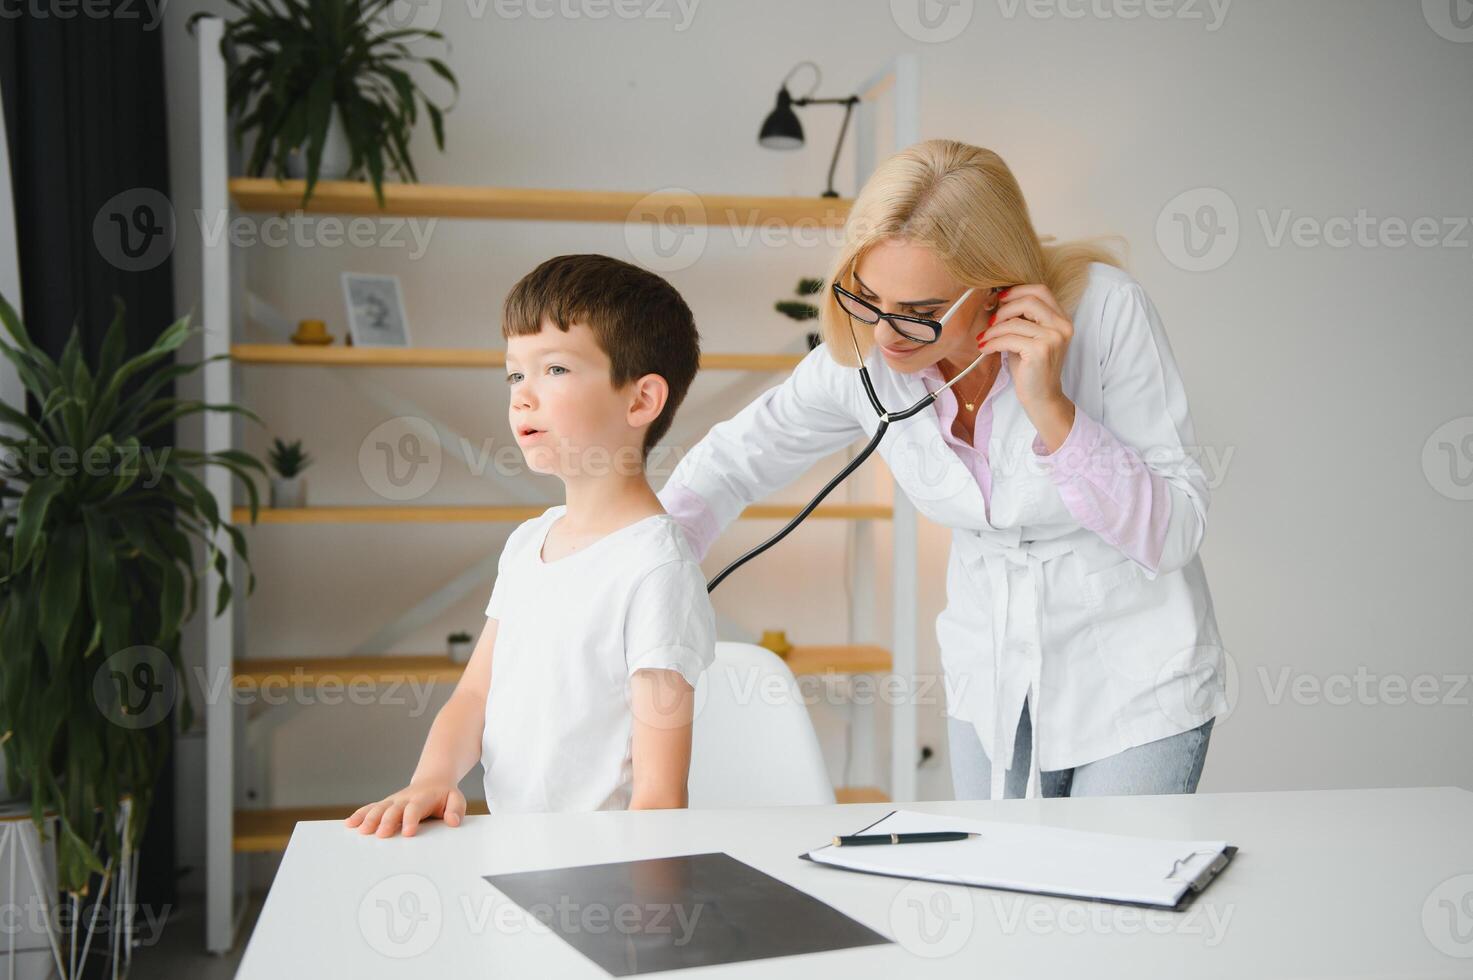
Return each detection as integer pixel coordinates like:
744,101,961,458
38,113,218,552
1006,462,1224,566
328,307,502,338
290,319,333,345
758,630,793,659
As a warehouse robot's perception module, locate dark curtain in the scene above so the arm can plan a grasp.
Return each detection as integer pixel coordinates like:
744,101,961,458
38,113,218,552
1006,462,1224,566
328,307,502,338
0,5,180,926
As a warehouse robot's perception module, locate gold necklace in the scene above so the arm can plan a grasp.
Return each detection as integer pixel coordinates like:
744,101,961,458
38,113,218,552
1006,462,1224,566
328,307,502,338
952,362,992,412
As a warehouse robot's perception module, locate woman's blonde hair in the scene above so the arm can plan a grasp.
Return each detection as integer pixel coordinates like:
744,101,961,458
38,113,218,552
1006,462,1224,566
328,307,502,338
819,139,1127,367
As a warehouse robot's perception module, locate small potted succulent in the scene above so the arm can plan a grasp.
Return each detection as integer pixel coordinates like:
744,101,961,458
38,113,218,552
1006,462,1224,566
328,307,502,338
267,437,312,508
446,630,473,663
775,277,824,350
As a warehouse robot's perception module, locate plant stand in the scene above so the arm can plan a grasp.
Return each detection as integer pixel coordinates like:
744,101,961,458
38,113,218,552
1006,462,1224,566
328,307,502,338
0,797,137,980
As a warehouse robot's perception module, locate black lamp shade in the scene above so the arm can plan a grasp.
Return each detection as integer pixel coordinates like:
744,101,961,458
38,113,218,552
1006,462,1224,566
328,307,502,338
758,87,804,149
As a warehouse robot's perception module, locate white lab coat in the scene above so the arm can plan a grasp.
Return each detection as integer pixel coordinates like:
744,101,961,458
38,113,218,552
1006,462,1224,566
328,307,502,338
657,262,1226,800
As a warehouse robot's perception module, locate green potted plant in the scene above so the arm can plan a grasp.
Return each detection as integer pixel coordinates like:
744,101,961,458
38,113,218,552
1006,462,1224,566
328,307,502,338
0,292,265,969
188,0,460,208
775,277,824,351
267,437,313,508
446,629,473,663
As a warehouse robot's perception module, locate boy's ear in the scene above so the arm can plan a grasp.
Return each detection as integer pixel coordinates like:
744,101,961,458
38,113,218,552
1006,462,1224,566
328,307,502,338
625,373,669,430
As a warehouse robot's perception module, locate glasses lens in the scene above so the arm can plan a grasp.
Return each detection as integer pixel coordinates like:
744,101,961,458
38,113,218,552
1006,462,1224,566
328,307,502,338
835,287,880,324
886,316,938,345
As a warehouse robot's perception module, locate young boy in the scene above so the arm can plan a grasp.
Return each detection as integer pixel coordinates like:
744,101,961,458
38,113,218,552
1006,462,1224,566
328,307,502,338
346,254,715,837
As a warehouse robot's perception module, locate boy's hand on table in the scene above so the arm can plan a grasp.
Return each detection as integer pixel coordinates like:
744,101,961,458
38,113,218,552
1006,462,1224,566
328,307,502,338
344,780,468,838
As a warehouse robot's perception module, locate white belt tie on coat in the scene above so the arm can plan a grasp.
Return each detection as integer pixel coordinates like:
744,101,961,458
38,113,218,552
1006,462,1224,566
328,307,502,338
972,531,1079,801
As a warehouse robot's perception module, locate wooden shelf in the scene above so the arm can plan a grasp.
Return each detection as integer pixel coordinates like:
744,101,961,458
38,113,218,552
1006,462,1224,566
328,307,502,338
234,801,491,853
228,178,851,227
233,655,465,689
233,645,892,688
231,503,892,525
782,644,891,675
834,787,890,804
231,344,806,372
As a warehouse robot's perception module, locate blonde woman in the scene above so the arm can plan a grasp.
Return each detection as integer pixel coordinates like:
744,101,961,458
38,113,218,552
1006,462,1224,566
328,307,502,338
656,139,1226,801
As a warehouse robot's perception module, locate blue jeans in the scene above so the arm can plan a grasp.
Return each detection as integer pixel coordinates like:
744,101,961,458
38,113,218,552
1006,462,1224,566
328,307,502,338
947,699,1214,799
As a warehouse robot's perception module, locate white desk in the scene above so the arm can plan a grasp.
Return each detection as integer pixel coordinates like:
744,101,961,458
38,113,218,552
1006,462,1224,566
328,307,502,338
235,787,1473,978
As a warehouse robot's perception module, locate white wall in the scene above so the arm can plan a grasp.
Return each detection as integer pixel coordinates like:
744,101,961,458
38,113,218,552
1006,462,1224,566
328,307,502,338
159,0,1473,885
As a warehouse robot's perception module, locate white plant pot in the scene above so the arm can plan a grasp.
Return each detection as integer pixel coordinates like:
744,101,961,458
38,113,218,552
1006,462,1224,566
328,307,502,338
0,800,61,980
269,476,307,509
447,640,473,664
286,105,351,181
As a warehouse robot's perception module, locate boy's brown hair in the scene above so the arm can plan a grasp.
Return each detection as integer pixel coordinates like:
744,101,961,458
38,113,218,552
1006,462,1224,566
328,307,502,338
502,254,701,460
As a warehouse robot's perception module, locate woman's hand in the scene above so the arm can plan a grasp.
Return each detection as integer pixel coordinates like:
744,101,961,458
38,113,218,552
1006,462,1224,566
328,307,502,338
977,284,1077,452
344,779,468,838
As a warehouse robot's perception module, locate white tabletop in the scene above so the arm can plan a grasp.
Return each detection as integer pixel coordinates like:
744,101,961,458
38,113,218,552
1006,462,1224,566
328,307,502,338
235,787,1473,978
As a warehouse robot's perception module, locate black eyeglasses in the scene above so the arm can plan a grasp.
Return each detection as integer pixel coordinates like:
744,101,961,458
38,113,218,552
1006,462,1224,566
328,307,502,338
832,282,978,345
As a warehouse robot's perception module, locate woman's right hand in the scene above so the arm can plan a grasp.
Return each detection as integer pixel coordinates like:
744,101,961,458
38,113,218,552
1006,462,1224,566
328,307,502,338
344,780,468,838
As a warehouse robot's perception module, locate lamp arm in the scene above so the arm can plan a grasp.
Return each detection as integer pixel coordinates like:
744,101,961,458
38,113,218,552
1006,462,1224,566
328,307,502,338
793,95,861,198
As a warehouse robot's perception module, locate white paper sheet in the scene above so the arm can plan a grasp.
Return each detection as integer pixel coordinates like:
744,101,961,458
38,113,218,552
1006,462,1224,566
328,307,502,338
805,809,1230,908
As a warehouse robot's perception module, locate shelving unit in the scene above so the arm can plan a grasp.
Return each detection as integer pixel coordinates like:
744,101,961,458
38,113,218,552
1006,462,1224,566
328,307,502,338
199,19,920,951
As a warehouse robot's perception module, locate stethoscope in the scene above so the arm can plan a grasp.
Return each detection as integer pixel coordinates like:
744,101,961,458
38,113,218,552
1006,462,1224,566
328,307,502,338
707,284,1004,592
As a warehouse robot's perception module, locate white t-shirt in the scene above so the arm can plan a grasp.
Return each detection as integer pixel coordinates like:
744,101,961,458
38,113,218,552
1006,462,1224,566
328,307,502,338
480,504,716,814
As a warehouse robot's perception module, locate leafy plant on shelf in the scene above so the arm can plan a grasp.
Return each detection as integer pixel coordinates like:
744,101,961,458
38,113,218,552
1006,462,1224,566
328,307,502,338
0,293,266,900
775,278,824,351
268,437,312,478
187,0,460,208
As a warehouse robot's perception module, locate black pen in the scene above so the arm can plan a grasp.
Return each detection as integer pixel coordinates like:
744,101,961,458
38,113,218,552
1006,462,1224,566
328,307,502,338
832,831,980,846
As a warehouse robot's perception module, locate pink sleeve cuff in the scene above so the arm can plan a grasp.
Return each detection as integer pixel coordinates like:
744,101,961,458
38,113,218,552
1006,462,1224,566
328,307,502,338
658,482,722,561
1031,409,1169,573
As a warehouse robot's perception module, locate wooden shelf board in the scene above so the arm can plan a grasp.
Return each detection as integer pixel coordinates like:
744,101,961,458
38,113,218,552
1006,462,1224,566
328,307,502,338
231,344,805,372
782,644,891,675
233,654,464,689
231,503,892,525
228,178,852,227
834,787,890,804
233,646,891,688
234,801,490,853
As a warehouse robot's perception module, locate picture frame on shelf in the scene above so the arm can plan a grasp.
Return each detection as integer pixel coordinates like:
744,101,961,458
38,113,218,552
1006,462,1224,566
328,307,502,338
342,271,411,347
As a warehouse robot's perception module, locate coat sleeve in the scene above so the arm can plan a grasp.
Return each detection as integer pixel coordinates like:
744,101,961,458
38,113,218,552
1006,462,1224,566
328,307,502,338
657,344,867,560
1029,280,1211,579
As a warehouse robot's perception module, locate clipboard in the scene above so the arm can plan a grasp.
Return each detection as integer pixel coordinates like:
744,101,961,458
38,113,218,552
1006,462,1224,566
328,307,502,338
799,810,1238,913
